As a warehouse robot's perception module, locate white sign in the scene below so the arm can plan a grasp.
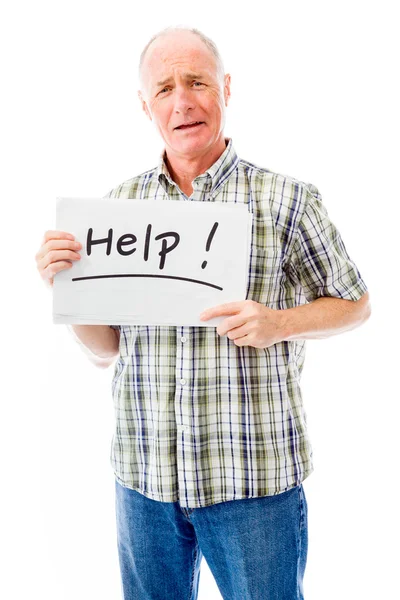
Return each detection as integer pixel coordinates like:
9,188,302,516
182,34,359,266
53,197,253,327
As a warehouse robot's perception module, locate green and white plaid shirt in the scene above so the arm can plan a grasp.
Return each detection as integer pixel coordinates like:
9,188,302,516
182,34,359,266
106,138,368,508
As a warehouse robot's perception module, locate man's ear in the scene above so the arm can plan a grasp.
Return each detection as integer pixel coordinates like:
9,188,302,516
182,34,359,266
223,74,231,107
138,90,152,121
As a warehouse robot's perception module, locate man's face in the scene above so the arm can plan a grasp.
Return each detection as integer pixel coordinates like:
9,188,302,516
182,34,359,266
139,32,231,159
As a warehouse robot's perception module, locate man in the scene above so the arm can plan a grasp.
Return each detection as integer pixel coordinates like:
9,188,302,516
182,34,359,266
35,25,371,600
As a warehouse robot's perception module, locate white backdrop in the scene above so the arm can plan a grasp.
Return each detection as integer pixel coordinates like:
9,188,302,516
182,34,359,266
2,1,399,598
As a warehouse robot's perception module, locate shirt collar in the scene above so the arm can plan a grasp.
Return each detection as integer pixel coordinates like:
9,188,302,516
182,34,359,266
157,137,239,196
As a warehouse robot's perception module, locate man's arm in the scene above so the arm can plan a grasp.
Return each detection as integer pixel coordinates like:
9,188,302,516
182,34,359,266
199,292,371,348
279,291,371,341
67,325,120,368
278,183,371,341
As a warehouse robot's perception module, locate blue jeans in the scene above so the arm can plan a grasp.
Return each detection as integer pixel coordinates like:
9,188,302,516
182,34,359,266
115,480,308,599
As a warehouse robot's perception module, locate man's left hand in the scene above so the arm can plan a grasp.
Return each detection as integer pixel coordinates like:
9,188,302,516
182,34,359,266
199,300,286,349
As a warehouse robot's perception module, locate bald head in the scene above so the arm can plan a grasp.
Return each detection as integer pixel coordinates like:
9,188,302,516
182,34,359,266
139,26,225,98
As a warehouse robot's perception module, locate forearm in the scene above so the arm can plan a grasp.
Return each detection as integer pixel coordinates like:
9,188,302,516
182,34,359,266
67,324,120,364
280,295,371,341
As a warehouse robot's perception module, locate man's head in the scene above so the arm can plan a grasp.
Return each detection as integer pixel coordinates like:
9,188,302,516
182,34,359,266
138,26,231,161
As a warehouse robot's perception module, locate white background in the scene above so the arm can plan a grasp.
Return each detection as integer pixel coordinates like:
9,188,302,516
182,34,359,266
1,1,399,598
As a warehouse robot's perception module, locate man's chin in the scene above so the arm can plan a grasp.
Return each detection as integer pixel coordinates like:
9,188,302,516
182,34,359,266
168,131,214,155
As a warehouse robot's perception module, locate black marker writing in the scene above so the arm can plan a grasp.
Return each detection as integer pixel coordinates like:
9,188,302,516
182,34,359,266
72,273,223,291
144,224,151,261
86,226,180,270
79,223,223,290
87,228,113,256
201,222,219,269
154,231,180,269
116,234,137,256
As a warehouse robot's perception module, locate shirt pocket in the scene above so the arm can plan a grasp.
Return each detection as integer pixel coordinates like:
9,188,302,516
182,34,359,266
246,245,283,307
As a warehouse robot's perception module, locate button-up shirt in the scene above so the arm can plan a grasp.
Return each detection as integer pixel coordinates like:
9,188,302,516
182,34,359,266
105,138,368,508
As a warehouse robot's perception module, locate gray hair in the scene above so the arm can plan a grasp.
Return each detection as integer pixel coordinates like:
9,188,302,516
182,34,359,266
138,25,225,90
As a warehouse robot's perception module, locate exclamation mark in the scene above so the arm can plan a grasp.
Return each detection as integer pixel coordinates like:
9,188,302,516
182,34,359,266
201,222,219,269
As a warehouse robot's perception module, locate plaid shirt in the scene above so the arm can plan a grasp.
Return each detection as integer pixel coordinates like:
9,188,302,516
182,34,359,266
105,138,368,508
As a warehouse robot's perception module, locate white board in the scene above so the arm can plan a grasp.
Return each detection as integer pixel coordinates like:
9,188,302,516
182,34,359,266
53,197,253,327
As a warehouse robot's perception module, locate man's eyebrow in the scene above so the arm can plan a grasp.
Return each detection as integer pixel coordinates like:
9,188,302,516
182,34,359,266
155,73,205,87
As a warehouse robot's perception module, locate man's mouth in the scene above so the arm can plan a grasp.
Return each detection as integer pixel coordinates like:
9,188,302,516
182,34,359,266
174,121,205,130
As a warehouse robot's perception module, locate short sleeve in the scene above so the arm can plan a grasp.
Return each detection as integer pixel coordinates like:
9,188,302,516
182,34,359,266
288,183,368,303
109,325,120,331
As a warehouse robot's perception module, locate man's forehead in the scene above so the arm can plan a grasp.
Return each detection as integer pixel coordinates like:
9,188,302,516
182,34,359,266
143,34,217,81
155,71,206,87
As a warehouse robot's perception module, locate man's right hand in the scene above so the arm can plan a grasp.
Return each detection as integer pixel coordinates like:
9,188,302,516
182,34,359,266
35,230,83,288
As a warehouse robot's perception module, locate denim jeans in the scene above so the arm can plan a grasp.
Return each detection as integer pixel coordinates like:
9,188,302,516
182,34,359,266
115,480,308,600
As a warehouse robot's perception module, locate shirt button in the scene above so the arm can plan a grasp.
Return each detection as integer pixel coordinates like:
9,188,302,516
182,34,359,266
181,336,187,343
180,378,186,385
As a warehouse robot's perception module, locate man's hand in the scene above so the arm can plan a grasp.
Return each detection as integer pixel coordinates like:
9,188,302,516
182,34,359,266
35,230,82,288
199,300,285,349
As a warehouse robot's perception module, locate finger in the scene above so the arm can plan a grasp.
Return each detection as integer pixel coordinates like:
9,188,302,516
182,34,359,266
41,260,73,285
233,334,249,347
41,230,76,246
200,301,245,321
36,238,82,262
224,323,249,340
37,249,81,279
217,315,247,336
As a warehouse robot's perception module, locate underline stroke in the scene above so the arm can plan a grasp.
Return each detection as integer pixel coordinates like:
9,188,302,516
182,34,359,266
72,273,223,291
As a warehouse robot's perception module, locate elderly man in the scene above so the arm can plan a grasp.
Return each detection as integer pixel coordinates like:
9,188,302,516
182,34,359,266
36,25,370,600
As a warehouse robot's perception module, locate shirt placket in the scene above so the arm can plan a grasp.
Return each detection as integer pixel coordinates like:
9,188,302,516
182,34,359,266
174,175,211,508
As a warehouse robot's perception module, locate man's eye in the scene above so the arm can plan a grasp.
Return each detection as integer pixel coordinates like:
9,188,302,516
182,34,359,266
158,82,203,94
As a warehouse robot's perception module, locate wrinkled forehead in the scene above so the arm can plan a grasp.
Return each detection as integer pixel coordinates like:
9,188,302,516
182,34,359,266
142,33,219,88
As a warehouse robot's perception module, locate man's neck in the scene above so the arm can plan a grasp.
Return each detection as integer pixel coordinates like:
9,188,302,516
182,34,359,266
164,136,228,197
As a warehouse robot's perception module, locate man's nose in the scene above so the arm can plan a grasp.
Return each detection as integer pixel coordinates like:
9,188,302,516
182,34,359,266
173,87,196,113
